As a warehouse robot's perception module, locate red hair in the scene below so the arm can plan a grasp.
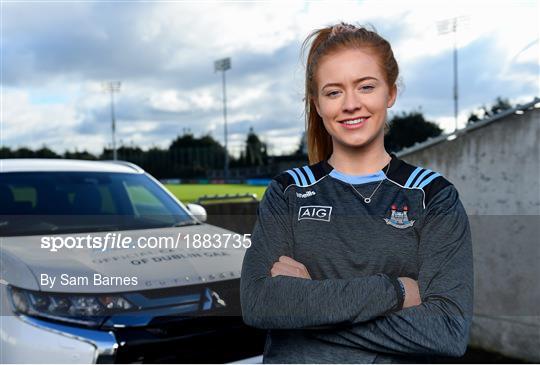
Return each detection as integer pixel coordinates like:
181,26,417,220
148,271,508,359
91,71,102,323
301,22,400,164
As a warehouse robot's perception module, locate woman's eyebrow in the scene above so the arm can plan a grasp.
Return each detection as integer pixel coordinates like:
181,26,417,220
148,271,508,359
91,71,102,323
321,77,378,90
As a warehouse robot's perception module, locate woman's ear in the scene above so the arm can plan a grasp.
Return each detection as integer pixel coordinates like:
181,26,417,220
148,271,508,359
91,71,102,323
387,84,397,108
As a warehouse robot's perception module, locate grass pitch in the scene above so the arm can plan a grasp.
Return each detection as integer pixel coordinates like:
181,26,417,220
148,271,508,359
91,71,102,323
164,184,268,203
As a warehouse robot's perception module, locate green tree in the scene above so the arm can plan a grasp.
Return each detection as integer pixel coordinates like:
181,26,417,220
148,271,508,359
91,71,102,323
0,147,12,158
384,111,443,153
467,97,513,126
244,127,267,167
34,146,60,158
64,150,97,160
168,133,229,178
490,96,512,114
295,132,308,157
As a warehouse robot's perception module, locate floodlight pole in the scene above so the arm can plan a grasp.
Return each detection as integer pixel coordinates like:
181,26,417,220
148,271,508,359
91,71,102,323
102,81,121,160
222,70,228,179
214,58,231,179
437,16,468,133
452,18,459,133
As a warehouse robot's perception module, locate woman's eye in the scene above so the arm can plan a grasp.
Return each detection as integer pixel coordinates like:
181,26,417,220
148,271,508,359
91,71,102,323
360,85,375,91
326,91,340,97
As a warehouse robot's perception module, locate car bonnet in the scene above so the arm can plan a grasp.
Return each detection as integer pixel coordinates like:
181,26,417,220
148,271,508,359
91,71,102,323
0,224,247,293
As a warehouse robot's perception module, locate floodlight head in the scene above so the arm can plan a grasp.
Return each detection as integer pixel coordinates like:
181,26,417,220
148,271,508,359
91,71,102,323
436,15,470,35
102,81,122,92
214,58,231,72
436,19,452,34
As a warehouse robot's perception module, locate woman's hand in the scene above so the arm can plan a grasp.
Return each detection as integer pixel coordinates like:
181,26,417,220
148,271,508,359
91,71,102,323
271,256,312,279
399,277,422,308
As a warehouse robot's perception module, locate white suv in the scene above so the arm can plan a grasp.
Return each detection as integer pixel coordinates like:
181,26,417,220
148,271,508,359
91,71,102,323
0,159,264,363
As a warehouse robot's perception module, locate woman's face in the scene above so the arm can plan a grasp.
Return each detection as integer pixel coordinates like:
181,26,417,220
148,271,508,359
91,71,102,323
313,48,397,151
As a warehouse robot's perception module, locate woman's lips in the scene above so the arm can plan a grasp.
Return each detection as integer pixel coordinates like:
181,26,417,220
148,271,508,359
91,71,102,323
339,116,369,129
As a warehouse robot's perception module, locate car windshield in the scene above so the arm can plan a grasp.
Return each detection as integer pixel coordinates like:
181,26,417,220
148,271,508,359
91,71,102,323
0,171,197,236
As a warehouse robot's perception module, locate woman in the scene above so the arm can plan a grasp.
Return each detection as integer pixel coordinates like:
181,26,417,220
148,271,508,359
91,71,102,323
240,22,473,364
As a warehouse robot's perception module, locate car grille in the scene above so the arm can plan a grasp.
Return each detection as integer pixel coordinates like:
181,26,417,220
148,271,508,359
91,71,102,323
113,316,265,363
105,279,265,363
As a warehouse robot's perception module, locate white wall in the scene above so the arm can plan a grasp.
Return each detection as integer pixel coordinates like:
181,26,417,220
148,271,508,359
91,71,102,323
399,108,540,362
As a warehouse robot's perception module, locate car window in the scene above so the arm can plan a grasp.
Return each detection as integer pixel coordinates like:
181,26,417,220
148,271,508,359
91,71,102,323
0,171,195,236
125,184,164,214
98,186,117,214
12,186,37,208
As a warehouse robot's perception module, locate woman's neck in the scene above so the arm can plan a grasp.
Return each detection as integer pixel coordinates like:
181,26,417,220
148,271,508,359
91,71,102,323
328,143,391,176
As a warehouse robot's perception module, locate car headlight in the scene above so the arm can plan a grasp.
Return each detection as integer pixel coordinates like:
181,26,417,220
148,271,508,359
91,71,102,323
8,286,134,327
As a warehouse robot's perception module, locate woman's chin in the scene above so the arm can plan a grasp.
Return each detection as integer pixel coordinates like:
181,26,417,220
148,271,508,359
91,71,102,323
334,136,374,149
330,128,384,150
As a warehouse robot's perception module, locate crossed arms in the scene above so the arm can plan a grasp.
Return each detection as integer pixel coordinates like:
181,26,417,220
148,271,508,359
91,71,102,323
240,180,474,357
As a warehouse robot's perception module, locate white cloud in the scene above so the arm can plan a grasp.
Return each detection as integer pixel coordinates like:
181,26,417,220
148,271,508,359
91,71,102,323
2,0,538,156
138,1,306,65
2,89,80,146
149,90,191,113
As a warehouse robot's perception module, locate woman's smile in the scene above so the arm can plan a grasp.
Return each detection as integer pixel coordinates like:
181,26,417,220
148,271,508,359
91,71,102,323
339,116,370,129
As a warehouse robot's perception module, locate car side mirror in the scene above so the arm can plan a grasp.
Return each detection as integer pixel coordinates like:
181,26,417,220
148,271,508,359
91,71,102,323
186,203,207,223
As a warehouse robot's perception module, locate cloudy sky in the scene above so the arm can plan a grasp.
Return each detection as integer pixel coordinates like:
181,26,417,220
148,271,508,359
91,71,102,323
2,0,539,156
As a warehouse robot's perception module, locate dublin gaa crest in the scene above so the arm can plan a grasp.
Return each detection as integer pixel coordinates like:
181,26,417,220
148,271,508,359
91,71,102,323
384,204,415,229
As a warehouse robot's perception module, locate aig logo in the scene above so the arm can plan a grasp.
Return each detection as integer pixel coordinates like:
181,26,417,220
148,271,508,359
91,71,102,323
298,206,332,222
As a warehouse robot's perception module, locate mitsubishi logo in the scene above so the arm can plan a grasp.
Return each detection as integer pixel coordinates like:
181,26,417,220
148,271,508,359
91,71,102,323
202,288,227,310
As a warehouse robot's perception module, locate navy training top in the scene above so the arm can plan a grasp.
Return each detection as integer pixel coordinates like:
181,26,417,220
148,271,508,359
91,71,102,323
240,152,474,363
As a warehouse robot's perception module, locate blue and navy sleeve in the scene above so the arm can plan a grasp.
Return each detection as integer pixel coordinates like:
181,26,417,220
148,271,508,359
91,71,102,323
240,179,405,329
308,184,474,357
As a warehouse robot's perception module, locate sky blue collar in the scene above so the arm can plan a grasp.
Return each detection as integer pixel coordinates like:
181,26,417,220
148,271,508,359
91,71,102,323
329,169,386,185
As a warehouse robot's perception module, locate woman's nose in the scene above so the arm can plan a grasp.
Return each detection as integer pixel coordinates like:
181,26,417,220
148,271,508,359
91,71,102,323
342,91,362,113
